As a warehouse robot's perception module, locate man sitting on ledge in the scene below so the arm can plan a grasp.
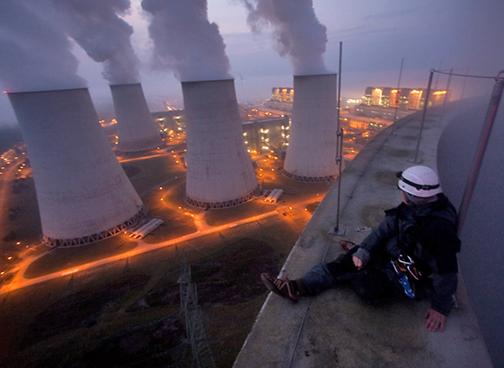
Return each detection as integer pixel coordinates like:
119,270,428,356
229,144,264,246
261,165,460,333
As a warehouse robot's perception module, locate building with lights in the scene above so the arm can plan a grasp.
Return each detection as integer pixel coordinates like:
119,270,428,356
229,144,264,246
271,87,295,103
362,87,448,110
241,116,290,154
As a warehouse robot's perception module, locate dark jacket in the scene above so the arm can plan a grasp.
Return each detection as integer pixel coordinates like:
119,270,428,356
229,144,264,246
354,194,461,315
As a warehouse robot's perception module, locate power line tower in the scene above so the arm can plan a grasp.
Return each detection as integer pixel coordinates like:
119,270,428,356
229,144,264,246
178,261,216,368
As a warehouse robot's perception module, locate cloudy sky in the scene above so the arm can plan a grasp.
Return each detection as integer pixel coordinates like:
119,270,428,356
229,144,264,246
1,0,503,125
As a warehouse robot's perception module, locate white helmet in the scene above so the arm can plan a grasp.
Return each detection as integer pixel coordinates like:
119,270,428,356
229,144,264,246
397,166,442,198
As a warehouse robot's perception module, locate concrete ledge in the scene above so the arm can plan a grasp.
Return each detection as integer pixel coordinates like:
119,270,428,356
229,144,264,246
234,111,493,368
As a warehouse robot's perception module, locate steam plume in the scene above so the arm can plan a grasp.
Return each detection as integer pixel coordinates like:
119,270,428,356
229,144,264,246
141,0,231,81
242,0,327,74
0,1,84,91
52,0,139,84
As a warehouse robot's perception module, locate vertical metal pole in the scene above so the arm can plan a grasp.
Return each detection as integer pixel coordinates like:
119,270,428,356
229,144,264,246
460,67,469,100
413,69,434,163
336,41,343,133
457,72,504,232
335,128,344,232
393,57,404,122
440,68,453,120
334,41,343,233
433,60,442,90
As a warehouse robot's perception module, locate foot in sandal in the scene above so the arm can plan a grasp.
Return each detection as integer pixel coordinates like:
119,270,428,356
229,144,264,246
260,273,304,302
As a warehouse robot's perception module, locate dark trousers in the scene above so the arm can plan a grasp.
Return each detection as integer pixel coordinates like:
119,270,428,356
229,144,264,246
300,248,398,303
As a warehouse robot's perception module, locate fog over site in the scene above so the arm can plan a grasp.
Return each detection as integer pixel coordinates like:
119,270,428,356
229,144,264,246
242,0,328,75
52,0,140,85
0,1,84,92
0,0,503,124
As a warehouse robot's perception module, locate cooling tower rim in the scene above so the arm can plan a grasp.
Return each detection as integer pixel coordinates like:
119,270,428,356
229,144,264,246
293,73,337,78
42,207,145,248
186,186,259,209
181,78,234,85
282,168,336,183
7,87,89,96
109,82,142,88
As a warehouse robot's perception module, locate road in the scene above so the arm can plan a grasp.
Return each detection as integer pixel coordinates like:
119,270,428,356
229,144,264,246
118,151,172,163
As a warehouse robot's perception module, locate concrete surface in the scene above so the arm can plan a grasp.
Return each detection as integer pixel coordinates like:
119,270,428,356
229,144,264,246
233,110,493,368
438,98,504,366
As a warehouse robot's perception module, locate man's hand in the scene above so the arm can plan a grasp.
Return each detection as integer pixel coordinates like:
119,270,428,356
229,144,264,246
425,308,446,332
352,255,363,270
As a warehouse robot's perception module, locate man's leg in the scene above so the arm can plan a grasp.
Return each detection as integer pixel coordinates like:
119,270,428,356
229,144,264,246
299,250,358,295
261,250,359,301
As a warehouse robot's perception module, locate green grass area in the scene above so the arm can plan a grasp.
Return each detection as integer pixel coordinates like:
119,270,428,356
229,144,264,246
122,156,185,196
141,191,197,244
2,177,41,244
0,215,300,368
24,236,138,279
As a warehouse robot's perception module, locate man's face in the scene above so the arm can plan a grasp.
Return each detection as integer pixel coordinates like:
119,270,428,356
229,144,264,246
400,190,409,205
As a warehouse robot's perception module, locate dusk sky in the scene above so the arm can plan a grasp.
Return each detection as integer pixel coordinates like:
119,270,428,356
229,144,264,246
1,0,503,125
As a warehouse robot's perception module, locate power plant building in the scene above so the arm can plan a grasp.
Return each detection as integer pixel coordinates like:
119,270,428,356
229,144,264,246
362,86,448,110
110,83,162,153
241,116,290,154
271,87,295,103
8,88,144,247
283,74,338,182
181,79,258,208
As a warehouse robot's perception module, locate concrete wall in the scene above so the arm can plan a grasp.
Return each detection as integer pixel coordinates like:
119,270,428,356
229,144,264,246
284,74,338,180
111,83,162,153
182,79,257,207
438,98,504,366
8,88,143,243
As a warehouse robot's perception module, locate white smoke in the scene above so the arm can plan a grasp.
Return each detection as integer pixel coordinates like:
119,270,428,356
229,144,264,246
0,1,85,92
52,0,140,84
242,0,328,75
141,0,231,81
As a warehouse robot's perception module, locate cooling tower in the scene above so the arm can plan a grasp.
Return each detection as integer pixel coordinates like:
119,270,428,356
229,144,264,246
8,88,144,247
110,83,162,153
181,79,258,208
283,74,338,181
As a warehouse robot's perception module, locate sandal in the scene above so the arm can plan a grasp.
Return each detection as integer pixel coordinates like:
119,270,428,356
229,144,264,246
340,239,357,252
260,273,300,302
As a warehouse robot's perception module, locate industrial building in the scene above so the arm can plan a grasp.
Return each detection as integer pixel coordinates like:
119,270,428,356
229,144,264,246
362,86,448,110
271,87,295,103
181,79,258,208
110,83,163,153
283,74,338,182
241,116,290,154
8,88,145,247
